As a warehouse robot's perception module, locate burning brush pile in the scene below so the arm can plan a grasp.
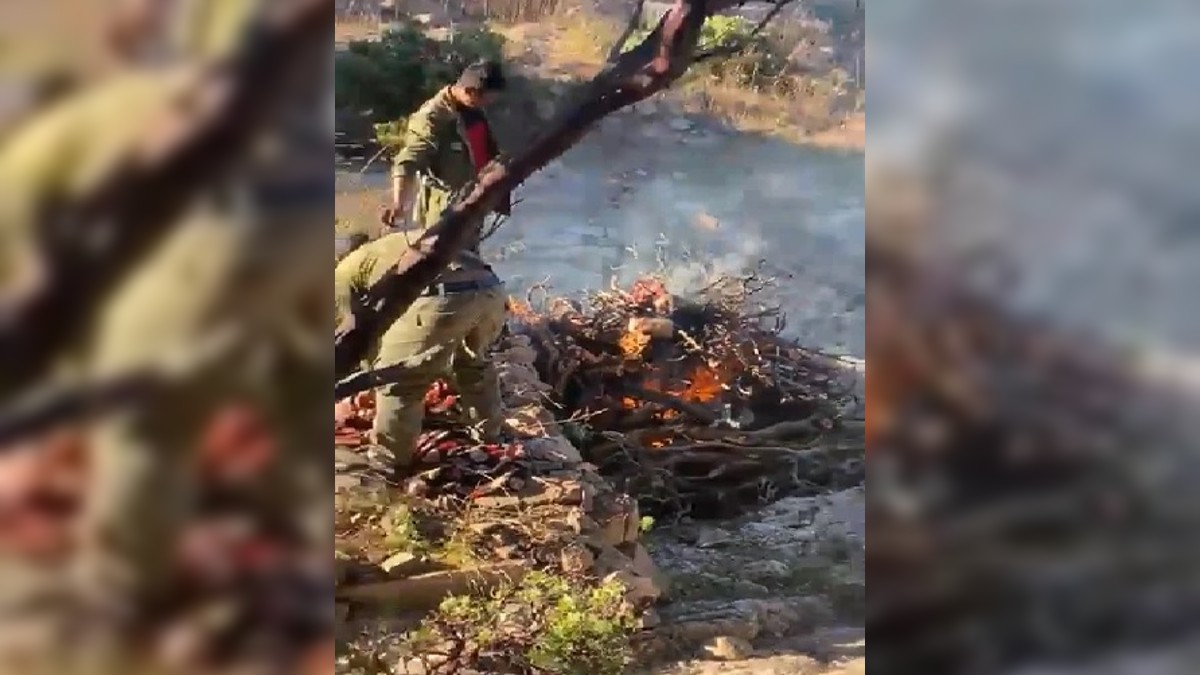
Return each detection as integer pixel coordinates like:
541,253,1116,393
507,274,866,519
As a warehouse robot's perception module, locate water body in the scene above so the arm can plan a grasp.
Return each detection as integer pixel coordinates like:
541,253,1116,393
337,124,864,356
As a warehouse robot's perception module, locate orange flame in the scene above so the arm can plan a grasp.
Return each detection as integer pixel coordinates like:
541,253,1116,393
618,330,651,359
618,364,731,418
676,365,725,403
506,297,539,323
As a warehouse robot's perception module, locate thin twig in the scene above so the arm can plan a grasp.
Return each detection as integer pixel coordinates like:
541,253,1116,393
334,345,450,399
606,0,649,64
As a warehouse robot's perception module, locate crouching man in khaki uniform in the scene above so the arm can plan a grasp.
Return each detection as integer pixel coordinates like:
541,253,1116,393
336,61,512,469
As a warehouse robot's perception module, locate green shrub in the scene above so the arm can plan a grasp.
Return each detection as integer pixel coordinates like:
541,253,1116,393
623,15,790,93
334,21,506,126
402,571,638,674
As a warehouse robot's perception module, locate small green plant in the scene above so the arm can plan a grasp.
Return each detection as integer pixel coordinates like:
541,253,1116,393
402,571,638,674
639,515,656,533
381,503,432,557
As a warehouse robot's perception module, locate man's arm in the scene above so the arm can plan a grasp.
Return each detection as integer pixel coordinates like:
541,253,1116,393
391,173,416,218
388,108,439,223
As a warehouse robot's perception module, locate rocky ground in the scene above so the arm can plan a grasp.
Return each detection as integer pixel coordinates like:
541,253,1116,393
638,488,865,674
334,325,865,674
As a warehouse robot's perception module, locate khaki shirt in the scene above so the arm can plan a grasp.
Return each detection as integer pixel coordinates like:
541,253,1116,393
333,231,496,328
390,86,509,265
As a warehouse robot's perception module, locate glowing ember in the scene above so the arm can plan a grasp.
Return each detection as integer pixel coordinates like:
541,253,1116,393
628,277,670,307
615,363,734,422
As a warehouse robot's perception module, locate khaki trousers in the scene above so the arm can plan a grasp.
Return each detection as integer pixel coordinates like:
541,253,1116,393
372,286,507,468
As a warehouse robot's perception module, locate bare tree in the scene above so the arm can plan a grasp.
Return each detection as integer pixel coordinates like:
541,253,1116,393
334,0,798,381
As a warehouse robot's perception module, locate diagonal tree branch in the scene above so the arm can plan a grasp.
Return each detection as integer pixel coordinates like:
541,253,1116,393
0,325,243,446
334,0,798,380
0,0,333,402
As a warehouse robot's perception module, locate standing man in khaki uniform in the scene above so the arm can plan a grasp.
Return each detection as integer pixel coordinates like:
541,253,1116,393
338,61,511,470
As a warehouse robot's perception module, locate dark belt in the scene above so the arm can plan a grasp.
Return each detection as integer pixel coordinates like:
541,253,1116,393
421,276,503,297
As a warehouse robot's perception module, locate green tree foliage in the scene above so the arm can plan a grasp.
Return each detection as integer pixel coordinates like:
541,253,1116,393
334,21,506,127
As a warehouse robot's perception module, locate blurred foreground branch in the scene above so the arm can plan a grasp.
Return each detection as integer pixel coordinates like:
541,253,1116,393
0,0,333,399
0,325,243,445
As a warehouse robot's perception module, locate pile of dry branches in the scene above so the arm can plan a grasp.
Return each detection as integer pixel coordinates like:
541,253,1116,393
509,273,865,519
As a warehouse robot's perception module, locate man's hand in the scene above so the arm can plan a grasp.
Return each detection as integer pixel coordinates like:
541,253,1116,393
390,174,416,229
379,202,407,230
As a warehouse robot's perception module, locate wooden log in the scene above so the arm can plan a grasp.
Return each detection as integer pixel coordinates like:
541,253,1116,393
336,561,532,609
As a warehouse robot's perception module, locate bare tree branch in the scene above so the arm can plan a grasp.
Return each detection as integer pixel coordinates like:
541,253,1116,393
0,376,159,446
334,347,451,400
0,325,242,446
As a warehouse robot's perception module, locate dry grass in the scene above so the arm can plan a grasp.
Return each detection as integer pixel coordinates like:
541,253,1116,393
335,183,386,236
545,14,619,67
498,14,863,149
335,16,379,45
467,0,579,24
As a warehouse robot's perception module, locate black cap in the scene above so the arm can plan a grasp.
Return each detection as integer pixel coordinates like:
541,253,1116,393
457,60,507,92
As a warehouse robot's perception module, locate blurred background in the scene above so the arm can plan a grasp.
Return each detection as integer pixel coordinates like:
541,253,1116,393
1,1,333,673
866,0,1200,673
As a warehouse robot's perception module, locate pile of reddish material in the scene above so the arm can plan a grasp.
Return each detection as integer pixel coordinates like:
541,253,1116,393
0,402,285,558
334,379,461,448
335,380,531,498
0,403,331,671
